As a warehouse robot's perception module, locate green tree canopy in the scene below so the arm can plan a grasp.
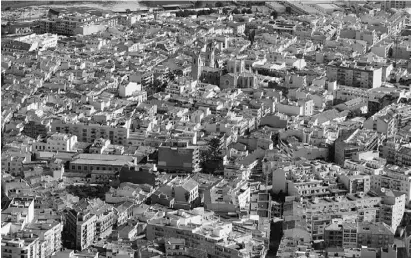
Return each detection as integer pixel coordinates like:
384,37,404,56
271,10,278,20
200,138,224,173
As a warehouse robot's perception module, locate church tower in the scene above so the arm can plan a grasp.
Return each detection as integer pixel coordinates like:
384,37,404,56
205,42,216,68
191,52,203,80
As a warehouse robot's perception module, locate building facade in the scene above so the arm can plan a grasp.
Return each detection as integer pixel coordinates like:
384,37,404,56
326,62,383,89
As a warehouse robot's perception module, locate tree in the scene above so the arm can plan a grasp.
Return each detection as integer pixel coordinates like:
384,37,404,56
248,29,256,46
222,7,230,14
176,10,184,17
175,70,183,77
215,2,223,8
152,79,163,88
207,138,222,160
241,8,248,14
168,71,176,82
200,138,224,173
232,8,240,14
194,1,205,8
246,9,253,14
271,10,278,20
347,109,363,119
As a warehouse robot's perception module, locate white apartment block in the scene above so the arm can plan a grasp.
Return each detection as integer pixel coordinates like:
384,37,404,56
204,179,251,213
1,153,31,176
379,192,405,232
326,62,383,89
2,236,40,258
51,119,130,145
13,33,58,50
146,208,267,258
371,166,411,204
33,133,78,152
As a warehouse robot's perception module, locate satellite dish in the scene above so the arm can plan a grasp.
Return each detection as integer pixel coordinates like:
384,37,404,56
381,188,385,193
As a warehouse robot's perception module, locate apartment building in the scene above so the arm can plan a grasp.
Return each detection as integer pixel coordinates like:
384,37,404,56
1,197,35,230
129,71,154,89
368,94,399,116
114,201,135,227
1,234,40,258
276,99,314,117
338,174,371,194
357,222,394,249
371,165,411,203
146,208,267,258
13,33,58,50
364,110,397,137
392,40,411,60
94,204,115,240
395,145,411,167
250,192,272,218
34,13,111,36
334,85,368,103
334,129,380,165
151,177,199,209
1,39,38,53
324,222,345,248
224,164,250,181
1,153,31,177
287,178,335,198
204,178,251,213
26,222,63,257
344,156,386,175
382,0,411,9
396,104,411,127
51,118,130,145
33,133,78,152
22,120,50,139
65,203,97,251
305,194,381,240
324,222,394,249
326,61,383,89
157,143,200,173
341,223,358,248
339,29,379,46
165,238,187,257
379,190,406,232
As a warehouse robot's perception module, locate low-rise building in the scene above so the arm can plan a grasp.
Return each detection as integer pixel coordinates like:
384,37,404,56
33,133,78,152
157,142,200,173
151,177,199,209
334,129,380,166
1,234,41,258
26,222,63,257
1,197,35,231
146,208,267,258
204,178,250,213
69,154,136,173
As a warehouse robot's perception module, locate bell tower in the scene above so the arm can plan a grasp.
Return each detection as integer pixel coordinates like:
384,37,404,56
191,51,203,80
205,41,216,68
